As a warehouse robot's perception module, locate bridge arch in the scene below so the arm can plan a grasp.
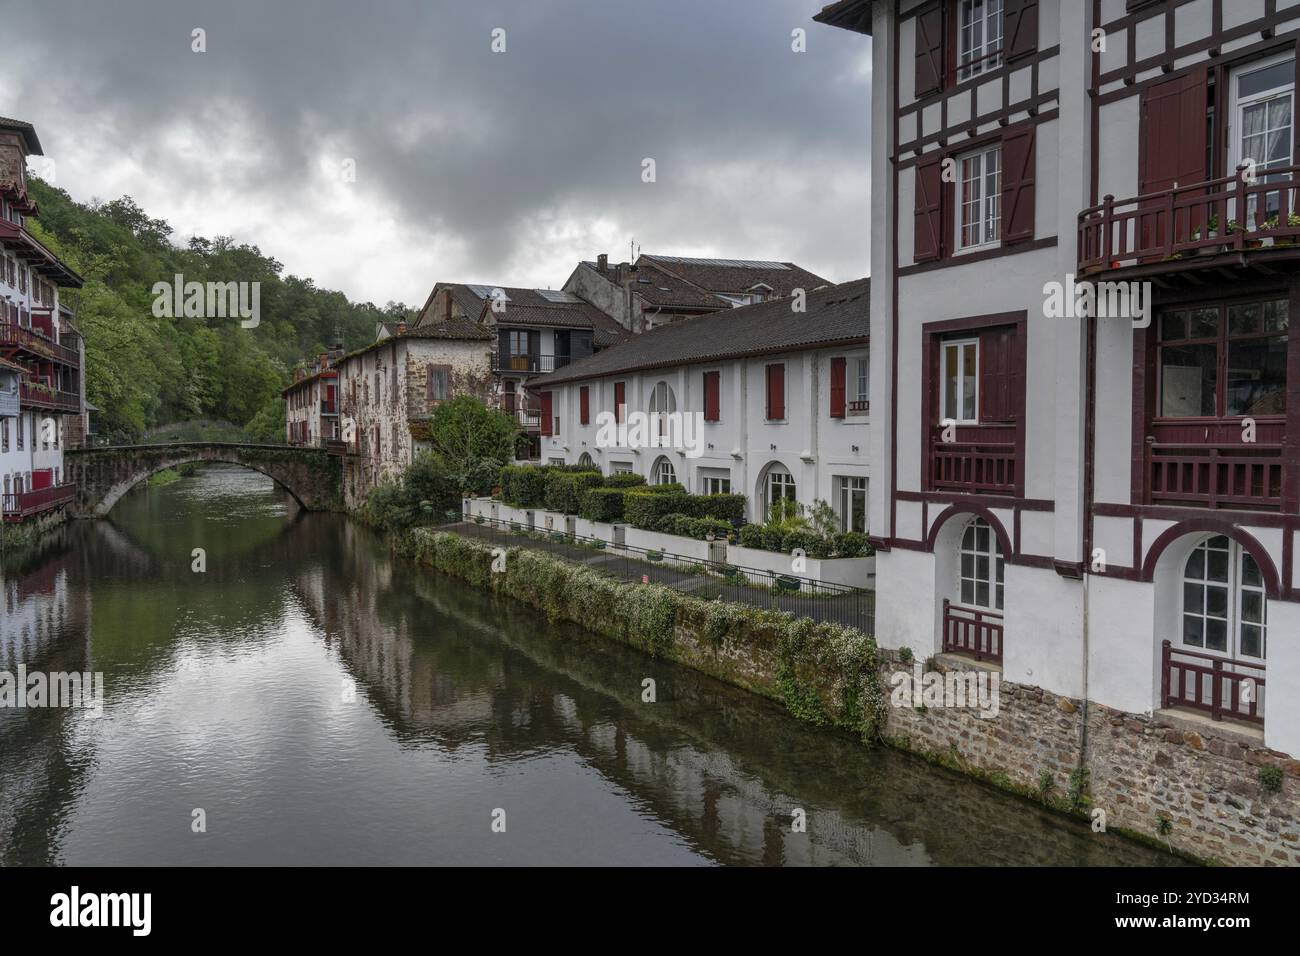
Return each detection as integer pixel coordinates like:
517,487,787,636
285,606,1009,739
64,443,342,517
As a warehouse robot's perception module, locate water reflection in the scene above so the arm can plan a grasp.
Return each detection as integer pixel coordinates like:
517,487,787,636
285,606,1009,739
0,464,1183,866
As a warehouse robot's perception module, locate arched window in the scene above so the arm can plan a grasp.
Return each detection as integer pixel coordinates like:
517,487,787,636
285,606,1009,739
577,452,594,469
652,455,677,486
764,464,797,520
1182,535,1267,660
648,381,677,441
959,517,1004,610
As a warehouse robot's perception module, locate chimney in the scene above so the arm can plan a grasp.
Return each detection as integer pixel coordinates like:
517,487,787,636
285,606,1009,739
397,321,408,335
597,253,608,274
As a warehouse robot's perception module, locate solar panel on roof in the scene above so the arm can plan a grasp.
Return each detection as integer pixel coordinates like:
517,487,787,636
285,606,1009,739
468,285,509,301
647,256,791,269
536,289,582,303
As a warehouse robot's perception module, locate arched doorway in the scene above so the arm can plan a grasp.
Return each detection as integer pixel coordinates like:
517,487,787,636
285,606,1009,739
651,455,677,486
1162,534,1267,724
940,515,1005,663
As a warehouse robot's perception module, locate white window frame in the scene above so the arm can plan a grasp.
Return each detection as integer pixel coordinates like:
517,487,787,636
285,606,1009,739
836,476,868,533
701,469,732,496
957,0,1004,83
765,466,797,519
941,338,980,424
1228,52,1296,227
1180,535,1268,662
958,517,1004,611
955,145,1002,252
652,455,677,486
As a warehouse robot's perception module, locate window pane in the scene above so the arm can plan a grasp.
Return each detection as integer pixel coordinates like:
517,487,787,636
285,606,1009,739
1206,584,1228,618
1205,618,1228,652
1160,310,1186,341
1242,554,1263,588
962,343,978,419
1241,590,1263,625
1227,335,1287,415
1228,302,1260,335
1262,299,1289,333
1238,60,1296,99
944,345,958,419
1182,615,1205,647
1240,624,1263,659
1159,344,1217,416
1207,547,1229,582
1189,308,1219,338
1183,582,1203,614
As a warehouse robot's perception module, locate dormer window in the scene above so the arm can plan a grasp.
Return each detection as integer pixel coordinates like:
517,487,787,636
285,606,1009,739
958,0,1004,82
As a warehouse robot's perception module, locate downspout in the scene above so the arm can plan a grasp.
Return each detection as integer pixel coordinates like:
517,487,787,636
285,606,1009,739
1078,307,1099,788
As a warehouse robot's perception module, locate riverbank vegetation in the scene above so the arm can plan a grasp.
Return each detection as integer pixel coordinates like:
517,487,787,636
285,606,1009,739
399,528,887,739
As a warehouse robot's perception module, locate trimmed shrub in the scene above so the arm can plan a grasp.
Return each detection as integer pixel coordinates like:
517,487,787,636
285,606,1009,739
832,531,873,558
624,489,693,530
579,487,627,522
499,464,549,508
641,481,686,495
693,493,747,523
544,470,603,514
762,526,787,552
782,529,821,558
738,524,765,549
604,472,648,488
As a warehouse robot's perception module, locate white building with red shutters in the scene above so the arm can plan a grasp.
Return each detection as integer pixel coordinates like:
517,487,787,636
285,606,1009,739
817,0,1300,762
527,279,871,530
0,117,85,527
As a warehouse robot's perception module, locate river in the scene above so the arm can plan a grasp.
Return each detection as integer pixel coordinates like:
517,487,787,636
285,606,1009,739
0,464,1183,866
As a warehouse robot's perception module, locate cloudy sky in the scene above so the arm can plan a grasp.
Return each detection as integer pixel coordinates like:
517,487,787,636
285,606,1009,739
3,0,872,307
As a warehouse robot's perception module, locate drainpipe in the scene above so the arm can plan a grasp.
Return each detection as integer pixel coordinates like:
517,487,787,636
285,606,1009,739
1078,308,1099,788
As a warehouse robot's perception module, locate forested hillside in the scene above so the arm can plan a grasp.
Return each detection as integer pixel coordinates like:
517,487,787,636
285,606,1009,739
25,177,411,442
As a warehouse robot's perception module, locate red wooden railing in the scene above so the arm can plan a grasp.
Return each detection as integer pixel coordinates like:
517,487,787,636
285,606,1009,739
1,483,77,522
931,424,1018,495
942,599,1003,663
19,380,80,412
0,321,80,366
1161,641,1265,725
1146,440,1284,510
1079,163,1300,273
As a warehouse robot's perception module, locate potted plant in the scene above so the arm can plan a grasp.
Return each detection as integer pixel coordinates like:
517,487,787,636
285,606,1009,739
646,549,664,563
774,574,801,593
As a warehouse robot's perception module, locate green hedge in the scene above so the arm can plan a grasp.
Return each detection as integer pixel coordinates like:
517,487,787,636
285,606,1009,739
543,470,603,514
624,489,694,530
604,472,647,488
692,493,747,523
499,464,549,508
578,486,627,522
660,513,734,540
735,524,875,559
398,528,884,736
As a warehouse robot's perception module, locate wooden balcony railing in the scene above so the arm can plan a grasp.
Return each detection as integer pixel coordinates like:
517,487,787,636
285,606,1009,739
930,424,1018,495
1,483,78,522
494,352,571,374
1146,439,1284,510
1079,163,1300,274
19,380,80,412
1161,641,1264,725
0,321,80,366
942,599,1003,664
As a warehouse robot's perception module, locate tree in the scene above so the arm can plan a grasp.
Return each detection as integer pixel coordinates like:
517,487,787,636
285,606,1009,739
426,396,518,471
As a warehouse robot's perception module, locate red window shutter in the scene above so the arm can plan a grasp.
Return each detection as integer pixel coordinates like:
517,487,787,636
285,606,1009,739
614,381,626,423
1000,129,1036,244
830,357,847,418
703,371,720,422
1140,70,1208,197
978,326,1019,424
540,391,553,436
914,153,945,262
766,364,785,421
1003,0,1038,62
914,2,945,97
579,386,590,425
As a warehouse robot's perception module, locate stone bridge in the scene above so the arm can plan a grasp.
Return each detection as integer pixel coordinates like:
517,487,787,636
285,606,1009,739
64,443,343,516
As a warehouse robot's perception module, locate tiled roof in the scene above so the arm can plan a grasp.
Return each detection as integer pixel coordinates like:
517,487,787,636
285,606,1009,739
530,277,869,387
0,116,42,154
640,254,830,305
813,0,874,35
468,285,630,347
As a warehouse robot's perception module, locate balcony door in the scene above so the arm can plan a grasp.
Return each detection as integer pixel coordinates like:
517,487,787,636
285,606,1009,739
1180,536,1266,664
1228,53,1295,227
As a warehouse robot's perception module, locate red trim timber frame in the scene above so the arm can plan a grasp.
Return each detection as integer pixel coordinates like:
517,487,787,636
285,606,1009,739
921,310,1028,498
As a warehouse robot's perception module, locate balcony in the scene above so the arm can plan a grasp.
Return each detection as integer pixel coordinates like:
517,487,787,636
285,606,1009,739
942,600,1003,664
0,322,80,366
929,423,1018,495
1,483,77,522
1079,164,1300,278
494,352,570,375
1145,437,1284,511
20,380,80,412
1161,641,1264,725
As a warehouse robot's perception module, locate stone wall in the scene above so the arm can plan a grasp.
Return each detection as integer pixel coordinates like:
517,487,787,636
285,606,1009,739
880,652,1300,866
